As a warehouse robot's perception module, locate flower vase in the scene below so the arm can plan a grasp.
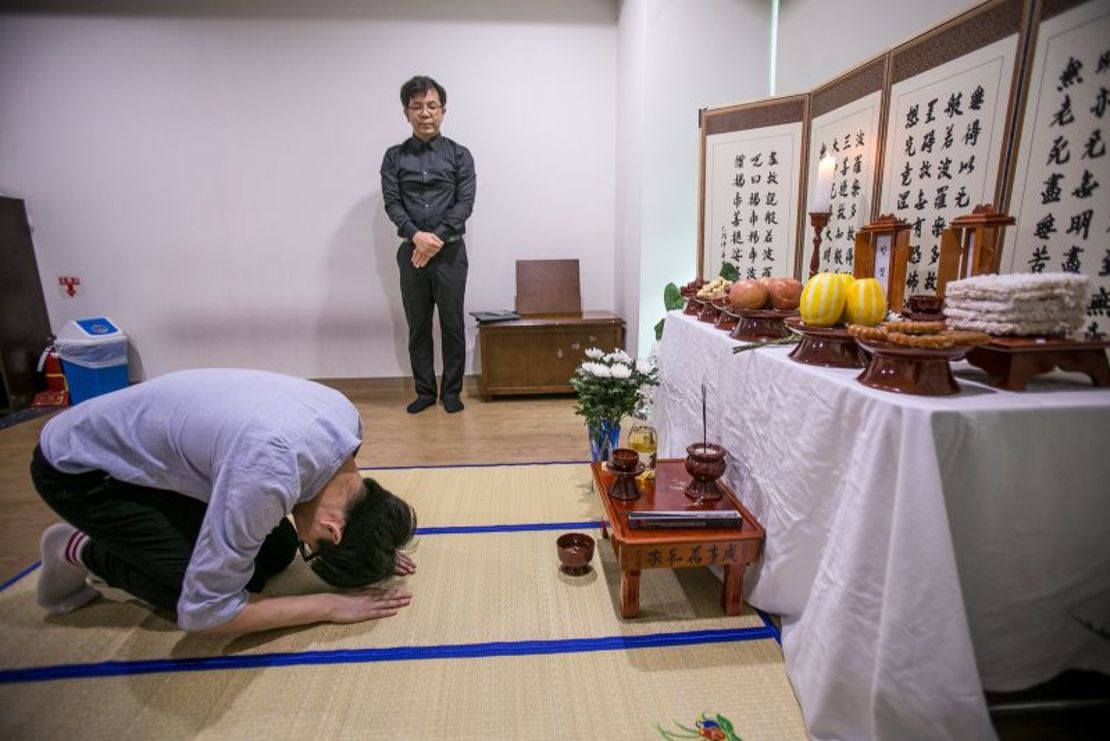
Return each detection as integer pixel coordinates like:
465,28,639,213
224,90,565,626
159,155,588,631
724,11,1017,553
588,419,622,463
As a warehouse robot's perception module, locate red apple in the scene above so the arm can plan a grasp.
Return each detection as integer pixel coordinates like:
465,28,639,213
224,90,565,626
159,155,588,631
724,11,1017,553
729,279,770,311
768,278,802,310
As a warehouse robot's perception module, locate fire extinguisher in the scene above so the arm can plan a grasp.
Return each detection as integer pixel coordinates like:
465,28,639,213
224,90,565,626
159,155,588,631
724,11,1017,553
32,337,70,408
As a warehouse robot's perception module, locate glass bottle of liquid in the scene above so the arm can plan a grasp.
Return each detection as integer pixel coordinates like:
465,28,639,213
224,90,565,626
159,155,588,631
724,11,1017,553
627,396,658,480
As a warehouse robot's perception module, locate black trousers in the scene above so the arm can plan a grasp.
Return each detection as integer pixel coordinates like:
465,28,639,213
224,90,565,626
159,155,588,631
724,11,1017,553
30,446,298,612
397,239,468,400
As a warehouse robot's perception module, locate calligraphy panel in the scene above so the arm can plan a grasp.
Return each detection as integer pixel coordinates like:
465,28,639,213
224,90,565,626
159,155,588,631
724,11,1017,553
1004,0,1110,337
805,90,885,275
880,31,1020,296
703,122,803,280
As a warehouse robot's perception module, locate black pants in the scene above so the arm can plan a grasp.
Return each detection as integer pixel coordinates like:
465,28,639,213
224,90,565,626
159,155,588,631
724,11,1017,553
397,239,468,400
30,446,298,612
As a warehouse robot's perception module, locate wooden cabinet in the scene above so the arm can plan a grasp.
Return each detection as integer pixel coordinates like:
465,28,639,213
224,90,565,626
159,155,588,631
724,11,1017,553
477,312,625,400
1,198,52,412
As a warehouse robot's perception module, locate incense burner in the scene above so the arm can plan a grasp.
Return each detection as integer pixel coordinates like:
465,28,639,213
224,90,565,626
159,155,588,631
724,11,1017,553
684,443,727,502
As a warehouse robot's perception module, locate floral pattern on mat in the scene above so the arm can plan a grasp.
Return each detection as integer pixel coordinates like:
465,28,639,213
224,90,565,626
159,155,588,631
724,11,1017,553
657,712,741,741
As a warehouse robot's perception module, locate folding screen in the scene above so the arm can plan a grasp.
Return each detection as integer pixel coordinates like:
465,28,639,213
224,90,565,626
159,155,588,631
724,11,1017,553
1003,0,1109,336
803,56,890,276
878,0,1029,297
699,95,809,280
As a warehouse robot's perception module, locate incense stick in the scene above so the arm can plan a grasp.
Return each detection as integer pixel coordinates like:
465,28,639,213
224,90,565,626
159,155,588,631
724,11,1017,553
701,381,707,451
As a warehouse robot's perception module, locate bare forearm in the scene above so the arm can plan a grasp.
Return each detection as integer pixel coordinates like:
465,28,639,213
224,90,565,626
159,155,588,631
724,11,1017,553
197,593,337,635
195,587,413,635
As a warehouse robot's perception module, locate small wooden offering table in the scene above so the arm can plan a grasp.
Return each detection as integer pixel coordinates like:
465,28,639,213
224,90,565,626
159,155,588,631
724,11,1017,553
590,459,765,618
965,336,1110,391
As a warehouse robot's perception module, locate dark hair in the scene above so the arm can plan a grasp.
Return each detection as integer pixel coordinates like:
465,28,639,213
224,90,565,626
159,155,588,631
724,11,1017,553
400,75,447,108
310,478,417,589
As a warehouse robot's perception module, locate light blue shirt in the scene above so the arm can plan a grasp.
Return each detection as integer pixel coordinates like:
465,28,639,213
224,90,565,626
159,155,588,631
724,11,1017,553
40,368,363,631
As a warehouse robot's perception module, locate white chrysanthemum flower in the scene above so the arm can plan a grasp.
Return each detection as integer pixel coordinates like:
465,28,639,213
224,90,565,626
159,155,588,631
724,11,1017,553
607,349,633,364
609,363,632,379
584,347,605,359
579,362,603,376
591,364,612,378
635,359,653,374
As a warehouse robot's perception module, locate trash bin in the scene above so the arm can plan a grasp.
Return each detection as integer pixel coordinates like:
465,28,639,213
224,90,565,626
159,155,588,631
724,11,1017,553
55,317,129,404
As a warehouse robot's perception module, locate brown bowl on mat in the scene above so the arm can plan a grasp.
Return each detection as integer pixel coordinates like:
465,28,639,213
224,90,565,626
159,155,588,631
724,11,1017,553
556,532,596,576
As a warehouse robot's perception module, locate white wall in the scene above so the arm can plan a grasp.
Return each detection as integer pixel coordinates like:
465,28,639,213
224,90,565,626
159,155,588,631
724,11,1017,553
618,0,771,355
615,0,646,353
0,0,617,380
776,0,979,95
6,1,982,379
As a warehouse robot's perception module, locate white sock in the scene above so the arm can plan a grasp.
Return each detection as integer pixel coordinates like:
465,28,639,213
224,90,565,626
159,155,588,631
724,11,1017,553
36,523,101,615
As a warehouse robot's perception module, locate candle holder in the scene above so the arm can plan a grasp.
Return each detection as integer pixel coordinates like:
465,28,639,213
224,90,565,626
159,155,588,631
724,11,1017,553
936,205,1016,299
684,443,727,502
808,211,832,279
854,214,911,314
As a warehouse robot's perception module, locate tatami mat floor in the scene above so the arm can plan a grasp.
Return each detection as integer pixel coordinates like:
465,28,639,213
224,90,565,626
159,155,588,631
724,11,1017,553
0,439,807,740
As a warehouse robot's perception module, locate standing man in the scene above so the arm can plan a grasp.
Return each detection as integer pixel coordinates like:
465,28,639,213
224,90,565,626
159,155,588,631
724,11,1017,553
31,368,417,635
381,75,476,414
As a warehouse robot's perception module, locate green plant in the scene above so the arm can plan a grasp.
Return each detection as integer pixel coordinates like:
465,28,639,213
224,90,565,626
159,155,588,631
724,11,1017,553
655,264,738,341
655,282,686,340
569,348,659,427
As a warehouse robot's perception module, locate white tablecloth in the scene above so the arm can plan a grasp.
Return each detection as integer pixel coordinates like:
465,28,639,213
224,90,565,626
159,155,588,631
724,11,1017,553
655,311,1110,741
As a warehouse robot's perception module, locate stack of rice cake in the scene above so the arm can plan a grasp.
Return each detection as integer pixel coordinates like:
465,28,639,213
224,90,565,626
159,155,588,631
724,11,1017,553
944,273,1089,336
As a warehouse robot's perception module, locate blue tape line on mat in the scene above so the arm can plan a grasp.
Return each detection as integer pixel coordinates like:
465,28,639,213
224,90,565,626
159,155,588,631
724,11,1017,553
0,561,40,594
0,523,607,594
0,626,778,685
755,608,782,644
362,460,589,471
416,521,603,535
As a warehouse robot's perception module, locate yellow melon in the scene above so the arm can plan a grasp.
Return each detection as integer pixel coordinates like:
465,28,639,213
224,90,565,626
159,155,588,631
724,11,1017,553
799,273,847,327
834,273,855,290
844,277,887,326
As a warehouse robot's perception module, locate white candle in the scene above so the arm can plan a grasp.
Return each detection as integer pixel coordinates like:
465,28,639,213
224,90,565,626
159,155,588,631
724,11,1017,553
964,232,976,279
811,155,836,214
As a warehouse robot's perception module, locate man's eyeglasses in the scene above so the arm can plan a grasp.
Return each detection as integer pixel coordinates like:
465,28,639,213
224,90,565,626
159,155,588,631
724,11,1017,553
299,540,321,562
407,104,442,114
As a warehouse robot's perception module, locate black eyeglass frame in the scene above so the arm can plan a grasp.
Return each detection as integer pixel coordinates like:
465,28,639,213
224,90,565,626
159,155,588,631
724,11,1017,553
298,540,321,562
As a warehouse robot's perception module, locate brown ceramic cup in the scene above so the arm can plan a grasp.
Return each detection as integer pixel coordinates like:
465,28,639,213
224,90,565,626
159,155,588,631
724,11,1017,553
610,447,640,473
556,532,596,576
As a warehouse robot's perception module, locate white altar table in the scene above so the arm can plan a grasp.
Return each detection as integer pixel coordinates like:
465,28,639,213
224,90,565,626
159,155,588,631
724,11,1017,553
654,311,1110,741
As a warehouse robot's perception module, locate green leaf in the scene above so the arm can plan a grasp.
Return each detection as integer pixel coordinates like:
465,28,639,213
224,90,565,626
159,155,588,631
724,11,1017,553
717,714,735,732
663,282,685,311
719,262,739,282
654,317,665,341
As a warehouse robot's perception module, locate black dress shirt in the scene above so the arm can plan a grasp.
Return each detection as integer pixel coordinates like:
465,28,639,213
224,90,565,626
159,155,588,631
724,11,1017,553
380,135,476,242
